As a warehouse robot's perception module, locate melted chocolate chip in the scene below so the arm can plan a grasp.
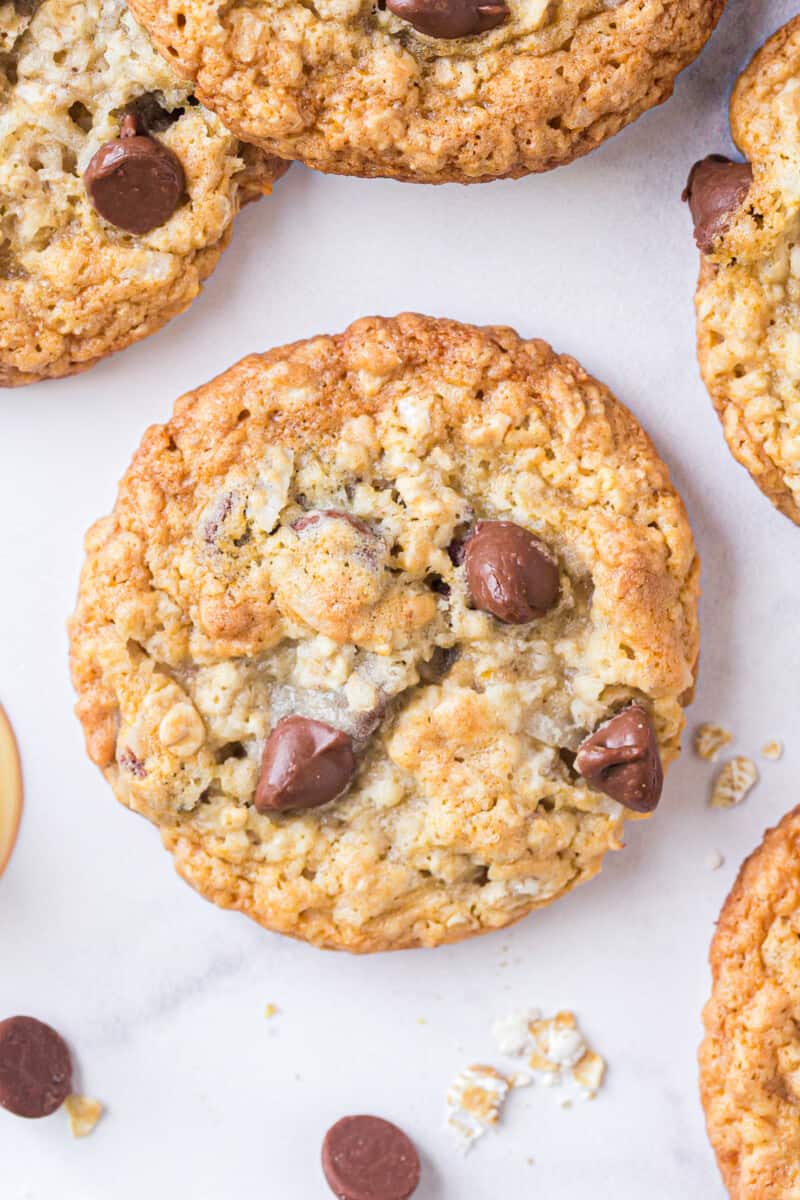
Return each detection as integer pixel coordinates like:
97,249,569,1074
255,716,356,813
84,114,185,235
417,645,459,683
386,0,507,37
0,1017,73,1119
123,93,182,134
322,1115,421,1200
292,510,373,536
683,155,753,253
575,704,663,813
463,520,559,624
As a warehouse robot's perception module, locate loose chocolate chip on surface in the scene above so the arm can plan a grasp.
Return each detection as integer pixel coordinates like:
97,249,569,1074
84,113,185,235
322,1114,421,1200
463,520,559,624
575,704,663,813
255,716,356,813
386,0,507,38
0,1016,73,1119
683,155,753,253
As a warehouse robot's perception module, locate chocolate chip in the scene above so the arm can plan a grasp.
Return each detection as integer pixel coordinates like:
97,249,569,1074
463,520,559,624
683,155,753,253
322,1115,421,1200
386,0,507,36
292,510,373,536
255,716,356,813
575,704,663,813
417,645,459,683
84,113,185,235
0,1017,73,1119
123,93,182,134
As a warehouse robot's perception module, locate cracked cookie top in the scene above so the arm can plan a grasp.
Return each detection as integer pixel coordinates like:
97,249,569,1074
700,806,800,1199
688,16,800,524
127,0,724,183
69,314,699,951
0,0,285,387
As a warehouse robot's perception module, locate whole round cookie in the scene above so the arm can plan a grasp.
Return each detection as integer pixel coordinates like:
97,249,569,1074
0,0,286,388
700,807,800,1198
126,0,724,184
69,314,699,952
686,17,800,524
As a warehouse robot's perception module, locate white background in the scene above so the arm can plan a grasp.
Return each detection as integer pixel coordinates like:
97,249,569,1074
1,1,798,1194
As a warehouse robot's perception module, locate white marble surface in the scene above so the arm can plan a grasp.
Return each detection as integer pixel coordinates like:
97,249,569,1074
2,1,799,1194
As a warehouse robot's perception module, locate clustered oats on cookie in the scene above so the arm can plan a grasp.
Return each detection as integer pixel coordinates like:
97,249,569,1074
69,314,699,952
126,0,725,183
685,15,800,525
0,0,286,387
700,807,800,1200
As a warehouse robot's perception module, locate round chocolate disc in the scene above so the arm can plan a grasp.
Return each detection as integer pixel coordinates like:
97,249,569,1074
322,1115,421,1200
0,1016,73,1118
84,114,185,235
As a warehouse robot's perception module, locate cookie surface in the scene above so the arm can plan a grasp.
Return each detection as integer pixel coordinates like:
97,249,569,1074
0,0,286,387
127,0,723,183
700,806,800,1199
689,17,800,524
69,314,699,952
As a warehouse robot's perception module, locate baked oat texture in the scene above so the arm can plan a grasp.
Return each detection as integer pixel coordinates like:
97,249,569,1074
700,806,800,1199
695,16,800,524
69,314,700,952
126,0,724,183
0,0,285,387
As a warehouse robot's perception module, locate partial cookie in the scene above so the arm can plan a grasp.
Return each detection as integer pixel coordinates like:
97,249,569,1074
686,17,800,524
0,705,22,878
127,0,724,184
0,0,286,387
700,806,800,1198
69,314,699,952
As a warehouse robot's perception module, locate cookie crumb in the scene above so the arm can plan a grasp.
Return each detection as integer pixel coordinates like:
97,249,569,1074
693,723,733,762
711,756,759,809
493,1008,606,1101
491,1009,540,1057
65,1095,103,1138
446,1064,511,1151
264,1003,278,1019
761,740,783,761
706,850,724,871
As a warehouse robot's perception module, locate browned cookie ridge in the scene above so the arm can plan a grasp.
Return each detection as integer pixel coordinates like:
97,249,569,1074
69,315,699,953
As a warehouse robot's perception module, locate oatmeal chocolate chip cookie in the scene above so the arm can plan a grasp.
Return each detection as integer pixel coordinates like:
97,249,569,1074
69,314,699,952
126,0,724,184
700,807,800,1199
0,0,286,388
687,16,800,525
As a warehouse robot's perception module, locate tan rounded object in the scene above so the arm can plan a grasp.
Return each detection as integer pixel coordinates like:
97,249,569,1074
69,314,700,952
0,706,22,879
700,806,800,1198
693,17,800,524
0,0,286,387
127,0,725,184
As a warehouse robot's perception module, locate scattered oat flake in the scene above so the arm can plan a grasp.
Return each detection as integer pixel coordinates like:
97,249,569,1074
65,1095,103,1138
761,740,783,761
264,1003,278,1019
446,1065,511,1151
493,1008,606,1101
711,756,759,809
705,850,724,871
693,723,733,762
